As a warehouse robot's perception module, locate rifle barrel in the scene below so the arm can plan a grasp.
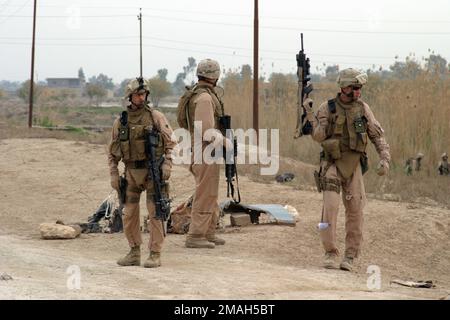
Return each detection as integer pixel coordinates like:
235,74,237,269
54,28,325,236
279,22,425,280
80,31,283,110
301,33,304,51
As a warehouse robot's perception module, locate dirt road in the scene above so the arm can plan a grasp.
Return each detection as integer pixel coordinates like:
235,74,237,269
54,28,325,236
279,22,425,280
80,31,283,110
0,138,449,299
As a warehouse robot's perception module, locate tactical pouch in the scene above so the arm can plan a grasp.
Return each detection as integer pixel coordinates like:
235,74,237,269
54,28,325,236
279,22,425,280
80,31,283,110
353,117,366,134
321,139,341,160
360,153,369,175
119,111,129,141
119,126,129,141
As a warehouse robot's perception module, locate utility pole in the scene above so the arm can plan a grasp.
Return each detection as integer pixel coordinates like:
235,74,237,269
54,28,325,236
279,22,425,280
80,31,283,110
28,0,37,128
253,0,259,138
138,8,142,77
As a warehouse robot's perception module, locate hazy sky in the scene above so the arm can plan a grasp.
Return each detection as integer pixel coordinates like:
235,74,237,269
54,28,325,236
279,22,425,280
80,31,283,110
1,0,449,83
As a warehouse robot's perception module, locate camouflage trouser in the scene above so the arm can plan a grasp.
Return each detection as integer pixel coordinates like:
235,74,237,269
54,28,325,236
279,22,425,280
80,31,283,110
187,162,220,240
319,162,366,258
122,168,167,253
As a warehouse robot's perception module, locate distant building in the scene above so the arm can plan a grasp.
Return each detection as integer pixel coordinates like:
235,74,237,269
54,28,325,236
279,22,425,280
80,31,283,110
46,72,86,96
46,78,85,89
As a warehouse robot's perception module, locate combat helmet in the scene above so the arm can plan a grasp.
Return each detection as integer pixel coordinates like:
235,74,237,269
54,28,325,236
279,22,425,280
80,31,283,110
124,77,151,100
336,68,368,88
197,59,221,80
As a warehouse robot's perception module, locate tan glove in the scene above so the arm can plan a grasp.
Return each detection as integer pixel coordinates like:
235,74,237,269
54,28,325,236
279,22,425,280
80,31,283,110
303,97,314,121
110,174,120,191
376,160,389,176
161,161,172,180
303,97,313,112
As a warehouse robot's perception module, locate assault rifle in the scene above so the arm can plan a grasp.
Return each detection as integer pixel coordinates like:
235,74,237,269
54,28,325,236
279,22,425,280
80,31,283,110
294,33,314,138
145,126,171,235
219,115,241,204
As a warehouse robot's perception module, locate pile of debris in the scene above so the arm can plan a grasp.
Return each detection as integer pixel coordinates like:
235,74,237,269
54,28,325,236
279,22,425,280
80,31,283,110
39,193,123,240
166,195,298,234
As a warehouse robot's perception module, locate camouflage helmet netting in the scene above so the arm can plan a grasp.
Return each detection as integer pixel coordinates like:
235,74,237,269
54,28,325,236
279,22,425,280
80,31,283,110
336,68,368,87
197,59,221,80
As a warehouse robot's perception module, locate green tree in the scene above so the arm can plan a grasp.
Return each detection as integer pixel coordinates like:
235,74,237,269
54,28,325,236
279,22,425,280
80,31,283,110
157,68,168,81
148,76,172,107
17,80,43,103
0,80,21,91
425,54,448,74
85,83,107,107
389,58,422,79
172,57,197,94
240,64,252,80
325,65,339,81
78,67,86,81
88,73,114,90
116,78,133,98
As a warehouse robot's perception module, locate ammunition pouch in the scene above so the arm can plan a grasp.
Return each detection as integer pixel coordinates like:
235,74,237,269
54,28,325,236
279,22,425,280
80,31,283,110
125,160,147,169
360,153,369,175
119,126,129,141
119,111,129,141
320,177,341,194
313,170,341,194
353,117,366,134
321,139,341,160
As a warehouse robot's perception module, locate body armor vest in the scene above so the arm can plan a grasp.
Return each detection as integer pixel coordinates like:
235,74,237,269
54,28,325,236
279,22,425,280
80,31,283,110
323,98,369,179
111,106,165,164
187,85,224,133
329,99,368,154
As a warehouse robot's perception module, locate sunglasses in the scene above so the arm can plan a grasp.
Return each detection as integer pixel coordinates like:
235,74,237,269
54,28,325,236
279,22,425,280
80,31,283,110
350,85,362,90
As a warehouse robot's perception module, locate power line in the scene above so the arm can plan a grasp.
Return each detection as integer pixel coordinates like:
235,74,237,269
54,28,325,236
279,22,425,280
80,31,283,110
0,14,135,18
0,38,398,60
0,0,14,12
0,0,31,25
4,13,446,35
0,41,396,66
0,35,398,60
141,15,450,35
2,3,450,24
0,10,450,35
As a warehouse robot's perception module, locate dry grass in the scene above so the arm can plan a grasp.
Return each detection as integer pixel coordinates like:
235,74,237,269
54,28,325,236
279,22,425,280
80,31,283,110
1,71,449,206
0,123,111,145
221,71,450,206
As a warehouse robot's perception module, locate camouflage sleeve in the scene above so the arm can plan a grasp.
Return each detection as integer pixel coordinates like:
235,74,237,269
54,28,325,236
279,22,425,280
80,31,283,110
153,110,177,167
107,118,121,176
363,103,391,163
310,101,331,143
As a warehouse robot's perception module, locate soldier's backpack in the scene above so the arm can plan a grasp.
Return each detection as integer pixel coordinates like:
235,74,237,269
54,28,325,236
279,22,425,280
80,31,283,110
176,85,197,130
167,195,193,234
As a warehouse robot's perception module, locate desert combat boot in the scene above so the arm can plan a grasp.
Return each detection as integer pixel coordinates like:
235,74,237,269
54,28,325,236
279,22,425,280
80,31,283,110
206,234,225,245
143,251,161,268
117,245,141,266
323,251,339,269
185,237,215,249
340,256,354,272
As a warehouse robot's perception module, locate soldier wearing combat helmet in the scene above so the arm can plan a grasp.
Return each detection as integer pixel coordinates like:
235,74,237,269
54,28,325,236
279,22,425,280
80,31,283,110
438,152,449,175
303,68,391,271
179,58,232,249
108,77,176,268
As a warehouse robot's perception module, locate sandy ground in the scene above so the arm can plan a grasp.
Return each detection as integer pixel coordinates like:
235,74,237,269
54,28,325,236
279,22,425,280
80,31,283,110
0,138,449,300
